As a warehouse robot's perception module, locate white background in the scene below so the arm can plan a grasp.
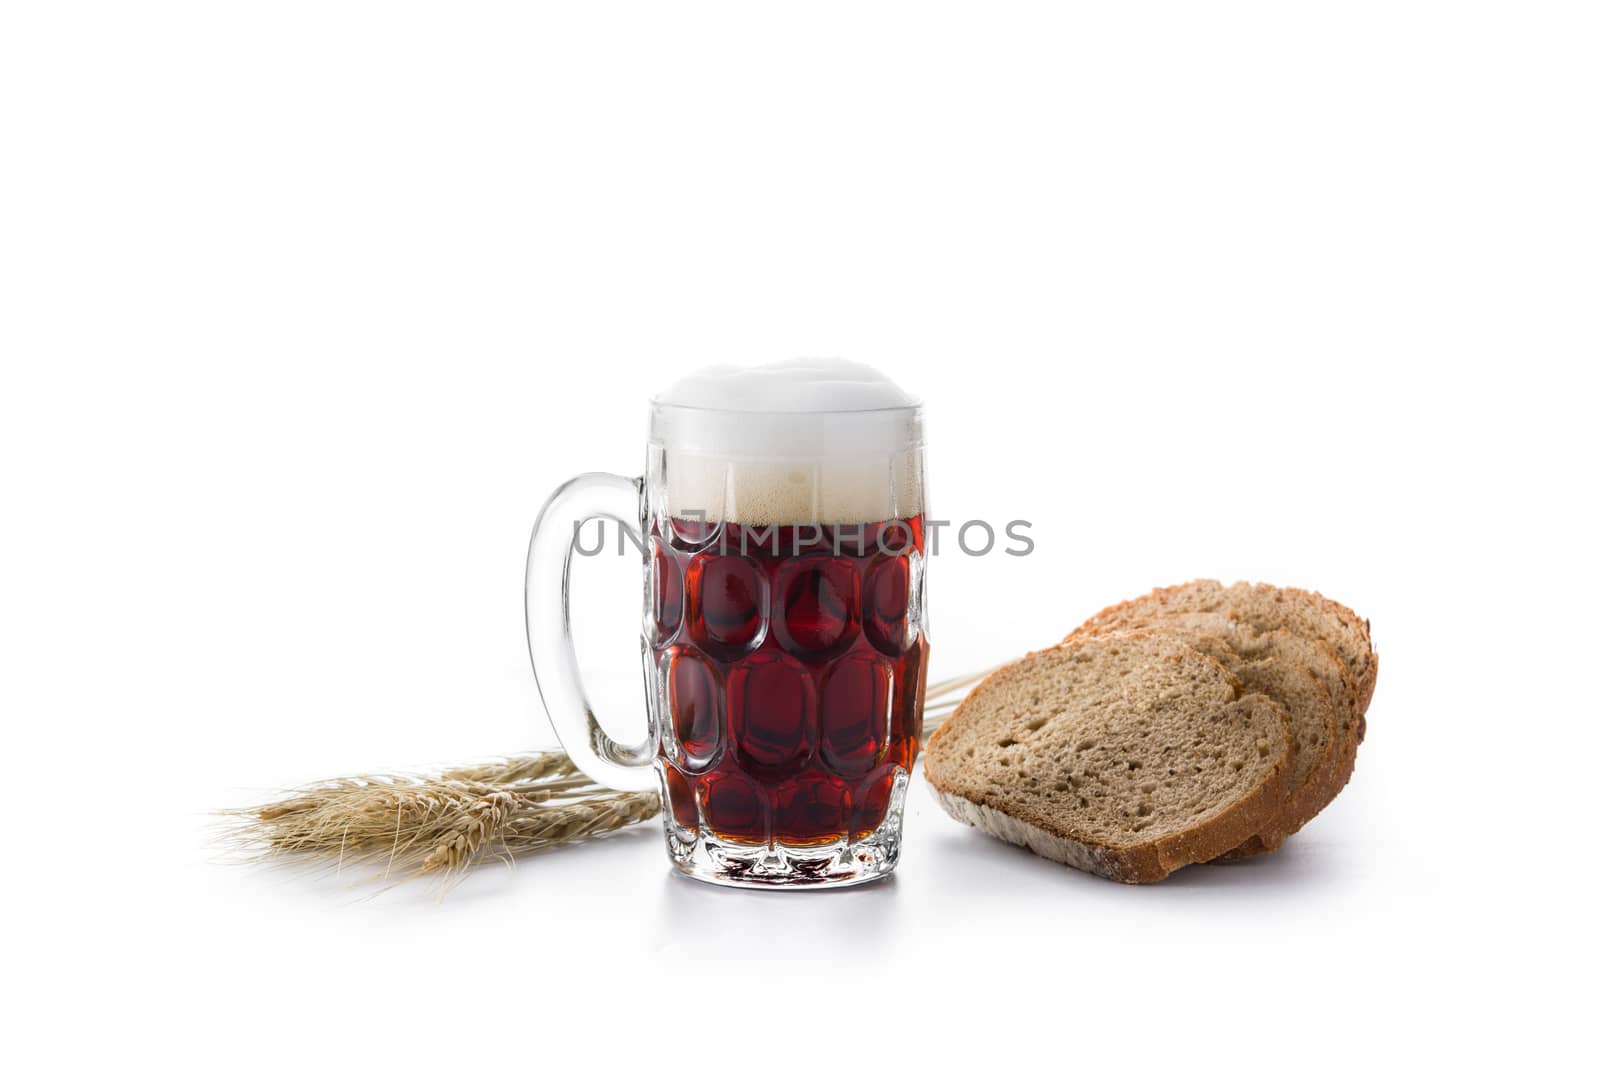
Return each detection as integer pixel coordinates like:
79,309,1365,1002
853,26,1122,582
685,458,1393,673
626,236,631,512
3,2,1595,1063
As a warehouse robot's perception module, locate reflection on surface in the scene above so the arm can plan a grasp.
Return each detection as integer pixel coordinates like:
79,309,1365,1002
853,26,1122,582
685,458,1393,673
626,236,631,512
650,863,903,954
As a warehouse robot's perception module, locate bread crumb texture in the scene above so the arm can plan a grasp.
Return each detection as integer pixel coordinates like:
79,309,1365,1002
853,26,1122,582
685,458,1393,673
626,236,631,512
925,631,1291,883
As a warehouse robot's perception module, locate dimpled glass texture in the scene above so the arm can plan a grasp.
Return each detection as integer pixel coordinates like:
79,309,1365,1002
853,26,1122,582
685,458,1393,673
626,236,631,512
643,445,928,888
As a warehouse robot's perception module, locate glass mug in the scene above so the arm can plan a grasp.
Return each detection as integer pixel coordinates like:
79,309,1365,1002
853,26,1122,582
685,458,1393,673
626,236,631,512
525,378,929,888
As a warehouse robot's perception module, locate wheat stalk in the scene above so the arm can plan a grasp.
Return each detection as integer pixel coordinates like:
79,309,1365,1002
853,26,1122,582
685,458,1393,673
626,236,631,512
221,667,991,889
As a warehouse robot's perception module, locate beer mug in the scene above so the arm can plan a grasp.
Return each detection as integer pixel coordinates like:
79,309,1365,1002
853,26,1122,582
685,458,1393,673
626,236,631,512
525,359,929,888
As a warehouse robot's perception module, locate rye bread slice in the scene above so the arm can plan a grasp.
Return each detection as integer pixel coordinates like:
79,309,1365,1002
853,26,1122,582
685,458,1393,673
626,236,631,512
1067,612,1348,858
924,631,1291,884
1076,580,1378,719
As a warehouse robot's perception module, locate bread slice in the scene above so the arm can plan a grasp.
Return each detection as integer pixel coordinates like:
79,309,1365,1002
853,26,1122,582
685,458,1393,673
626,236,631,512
1075,580,1378,719
924,631,1291,884
1068,612,1348,858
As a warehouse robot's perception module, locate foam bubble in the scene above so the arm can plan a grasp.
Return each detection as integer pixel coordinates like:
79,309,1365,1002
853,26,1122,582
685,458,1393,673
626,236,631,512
650,359,924,525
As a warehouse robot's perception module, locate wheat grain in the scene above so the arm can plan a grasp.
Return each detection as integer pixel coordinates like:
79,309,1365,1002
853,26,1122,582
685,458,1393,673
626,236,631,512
499,792,662,849
419,790,519,873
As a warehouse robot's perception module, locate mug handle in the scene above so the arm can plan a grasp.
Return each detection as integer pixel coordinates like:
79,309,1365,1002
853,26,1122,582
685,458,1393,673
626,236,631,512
525,472,659,792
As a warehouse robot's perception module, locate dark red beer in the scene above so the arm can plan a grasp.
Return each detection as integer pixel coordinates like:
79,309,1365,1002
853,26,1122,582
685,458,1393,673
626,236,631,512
649,516,928,847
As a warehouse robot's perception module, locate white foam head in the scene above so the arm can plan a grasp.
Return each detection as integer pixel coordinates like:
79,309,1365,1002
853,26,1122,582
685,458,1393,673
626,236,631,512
650,358,923,525
656,357,916,414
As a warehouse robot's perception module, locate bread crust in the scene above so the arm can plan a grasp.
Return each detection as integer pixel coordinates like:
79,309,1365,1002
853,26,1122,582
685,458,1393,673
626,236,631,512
1074,579,1378,715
